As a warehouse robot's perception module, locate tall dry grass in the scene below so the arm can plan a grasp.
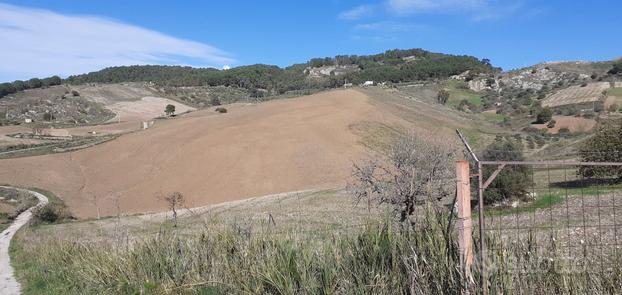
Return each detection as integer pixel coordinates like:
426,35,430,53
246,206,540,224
12,206,622,295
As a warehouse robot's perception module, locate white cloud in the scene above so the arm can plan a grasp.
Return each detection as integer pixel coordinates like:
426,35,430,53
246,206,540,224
354,21,422,33
338,4,375,20
0,3,235,81
387,0,487,14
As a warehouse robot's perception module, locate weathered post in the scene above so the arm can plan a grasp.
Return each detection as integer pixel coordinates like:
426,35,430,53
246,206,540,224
456,160,473,274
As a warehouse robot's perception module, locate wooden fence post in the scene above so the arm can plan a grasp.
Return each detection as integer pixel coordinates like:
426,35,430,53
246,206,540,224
456,160,473,274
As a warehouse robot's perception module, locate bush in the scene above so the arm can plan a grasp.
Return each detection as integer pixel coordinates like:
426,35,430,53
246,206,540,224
558,127,570,135
215,107,227,113
436,89,449,105
583,110,595,118
535,107,553,124
165,104,176,116
546,119,556,128
43,113,54,121
578,121,622,179
608,103,619,113
481,136,532,204
32,203,69,224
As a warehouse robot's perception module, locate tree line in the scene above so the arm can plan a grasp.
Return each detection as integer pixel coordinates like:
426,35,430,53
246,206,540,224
0,76,62,98
63,49,496,95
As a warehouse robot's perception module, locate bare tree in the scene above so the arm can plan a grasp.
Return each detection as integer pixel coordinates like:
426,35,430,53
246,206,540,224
162,191,185,227
350,134,457,223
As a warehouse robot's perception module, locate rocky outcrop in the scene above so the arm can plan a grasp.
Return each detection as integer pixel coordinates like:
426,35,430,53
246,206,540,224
305,65,360,78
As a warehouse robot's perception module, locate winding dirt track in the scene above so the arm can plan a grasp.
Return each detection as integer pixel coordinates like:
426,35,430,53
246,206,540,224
0,90,411,218
0,187,48,295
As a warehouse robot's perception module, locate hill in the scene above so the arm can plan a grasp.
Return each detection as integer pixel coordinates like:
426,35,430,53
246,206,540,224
0,88,497,218
62,48,495,94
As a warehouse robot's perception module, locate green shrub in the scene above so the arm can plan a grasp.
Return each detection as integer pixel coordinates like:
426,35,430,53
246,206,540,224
13,207,622,295
535,107,553,124
481,136,532,204
546,119,556,128
436,89,449,105
579,121,622,179
32,203,69,224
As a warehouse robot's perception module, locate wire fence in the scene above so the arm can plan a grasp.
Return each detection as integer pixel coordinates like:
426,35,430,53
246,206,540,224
478,161,622,292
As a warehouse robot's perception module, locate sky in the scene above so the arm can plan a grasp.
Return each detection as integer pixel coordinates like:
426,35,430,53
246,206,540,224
1,0,620,82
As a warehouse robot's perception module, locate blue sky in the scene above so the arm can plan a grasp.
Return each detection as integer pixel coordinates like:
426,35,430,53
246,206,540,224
1,0,620,82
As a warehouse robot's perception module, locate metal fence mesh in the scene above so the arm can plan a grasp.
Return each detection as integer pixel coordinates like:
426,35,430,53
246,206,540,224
479,162,622,292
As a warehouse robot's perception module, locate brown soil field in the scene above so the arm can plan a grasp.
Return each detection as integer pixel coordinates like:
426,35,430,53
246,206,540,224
0,89,424,218
531,115,596,134
106,96,196,122
541,82,609,108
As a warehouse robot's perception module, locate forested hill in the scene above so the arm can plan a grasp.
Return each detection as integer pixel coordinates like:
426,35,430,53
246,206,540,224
2,48,495,98
64,49,495,94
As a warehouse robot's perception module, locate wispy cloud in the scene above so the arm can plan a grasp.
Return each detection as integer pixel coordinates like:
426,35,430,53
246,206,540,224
386,0,487,14
0,3,235,81
354,21,422,33
338,4,375,20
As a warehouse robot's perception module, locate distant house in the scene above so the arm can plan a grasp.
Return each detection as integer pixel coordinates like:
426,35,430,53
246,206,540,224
362,81,374,87
24,118,33,123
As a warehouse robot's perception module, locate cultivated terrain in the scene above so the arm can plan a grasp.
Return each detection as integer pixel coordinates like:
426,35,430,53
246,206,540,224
1,49,621,294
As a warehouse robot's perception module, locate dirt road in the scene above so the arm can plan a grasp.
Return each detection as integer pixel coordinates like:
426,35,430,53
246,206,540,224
0,187,48,295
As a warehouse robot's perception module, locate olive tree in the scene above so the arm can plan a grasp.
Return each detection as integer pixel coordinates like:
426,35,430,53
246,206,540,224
579,121,622,179
350,134,457,223
165,104,176,116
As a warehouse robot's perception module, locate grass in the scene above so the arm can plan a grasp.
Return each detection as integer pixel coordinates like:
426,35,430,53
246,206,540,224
608,87,622,97
609,87,622,105
444,80,482,108
26,187,65,208
0,212,11,232
480,111,506,123
0,187,38,231
487,194,564,216
487,176,622,216
0,135,118,159
11,203,622,295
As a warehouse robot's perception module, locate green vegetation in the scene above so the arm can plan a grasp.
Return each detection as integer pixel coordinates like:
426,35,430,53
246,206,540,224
609,87,622,97
64,49,494,96
489,179,622,216
536,107,553,124
0,135,119,160
215,107,227,113
443,81,482,109
481,136,532,204
480,111,505,123
488,194,564,216
608,60,622,75
578,121,622,179
12,205,622,295
164,104,176,116
26,187,71,224
0,76,62,98
436,89,449,104
0,187,38,232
